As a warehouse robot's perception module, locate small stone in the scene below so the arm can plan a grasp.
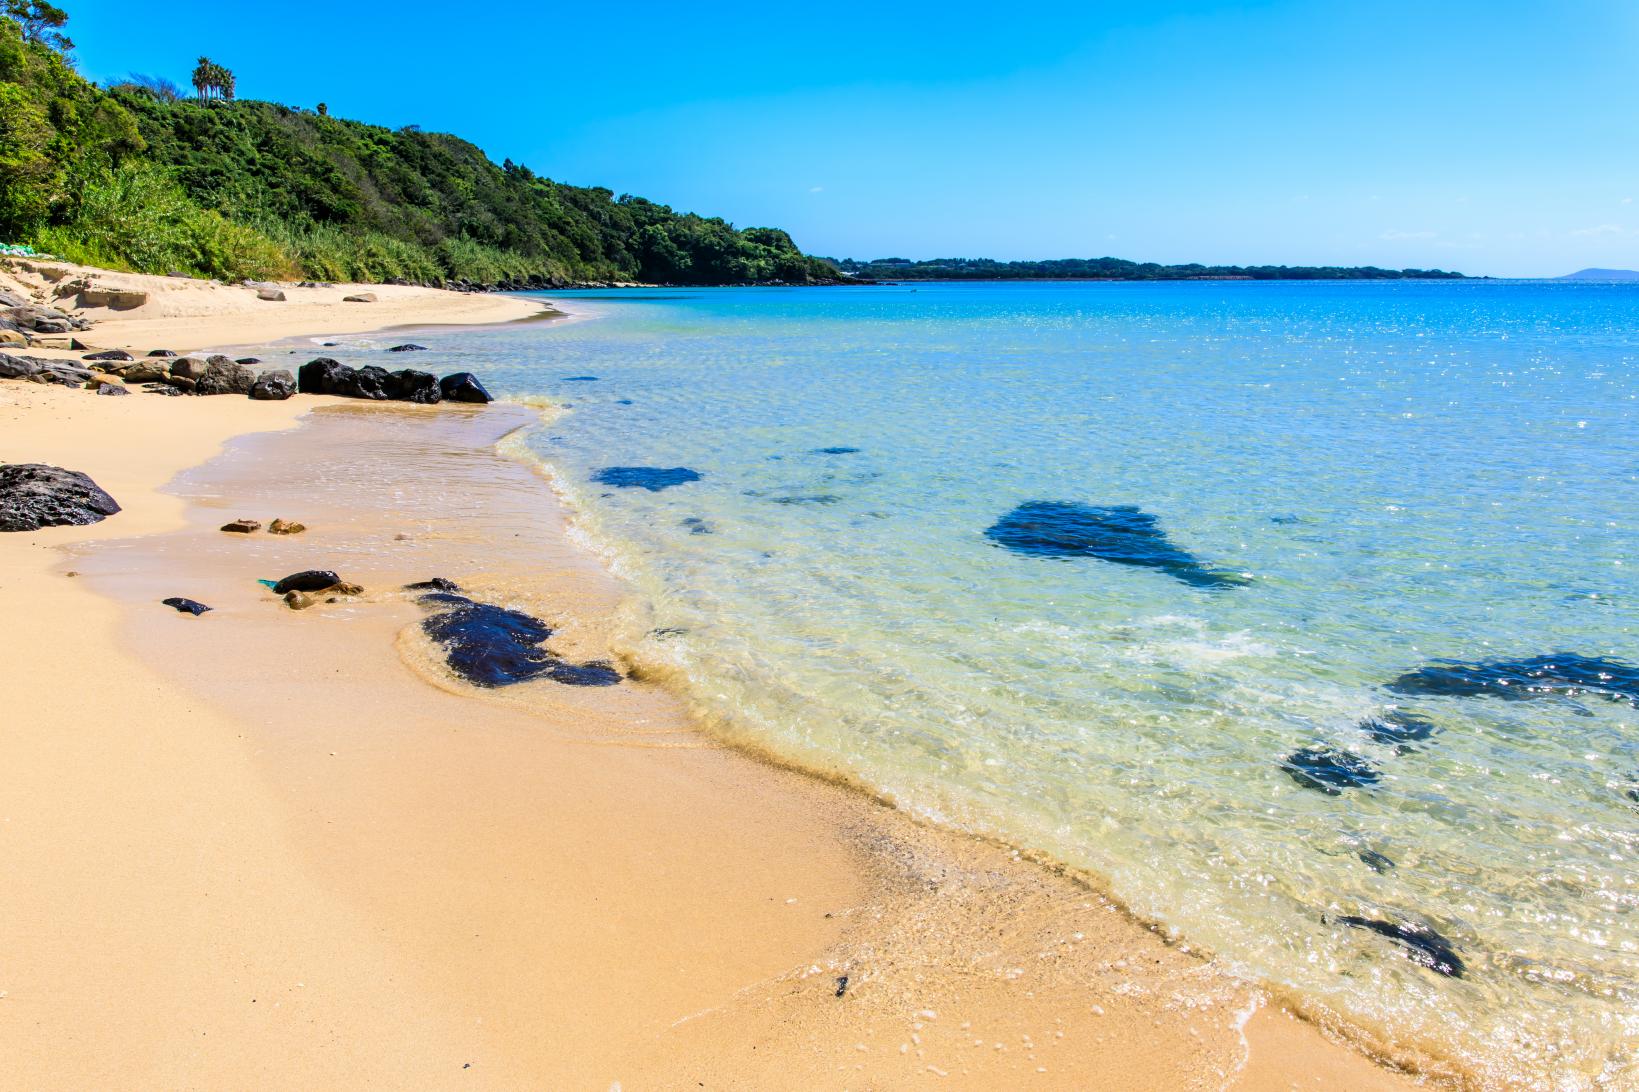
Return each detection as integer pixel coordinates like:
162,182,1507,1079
95,383,130,397
283,590,315,610
221,518,262,533
267,518,306,535
342,292,377,303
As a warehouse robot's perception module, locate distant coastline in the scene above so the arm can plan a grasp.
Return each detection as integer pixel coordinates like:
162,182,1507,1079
824,256,1466,281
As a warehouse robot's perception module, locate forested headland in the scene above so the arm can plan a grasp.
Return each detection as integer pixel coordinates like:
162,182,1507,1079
0,2,841,286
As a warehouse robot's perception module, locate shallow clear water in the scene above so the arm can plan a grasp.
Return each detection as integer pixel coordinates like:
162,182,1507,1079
348,281,1636,1083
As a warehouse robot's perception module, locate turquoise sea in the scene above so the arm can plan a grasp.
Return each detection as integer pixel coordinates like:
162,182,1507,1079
378,281,1636,1084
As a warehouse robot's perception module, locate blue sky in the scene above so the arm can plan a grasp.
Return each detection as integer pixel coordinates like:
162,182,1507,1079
65,0,1639,276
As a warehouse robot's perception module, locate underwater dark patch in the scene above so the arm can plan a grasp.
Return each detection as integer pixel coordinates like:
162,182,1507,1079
984,501,1245,588
562,375,600,381
1387,654,1639,707
814,446,861,455
1359,709,1438,752
681,516,713,534
591,466,702,492
1281,745,1381,794
1357,849,1396,873
1332,916,1465,978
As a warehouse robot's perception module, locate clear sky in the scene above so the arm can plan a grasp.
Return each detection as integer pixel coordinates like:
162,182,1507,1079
63,0,1639,277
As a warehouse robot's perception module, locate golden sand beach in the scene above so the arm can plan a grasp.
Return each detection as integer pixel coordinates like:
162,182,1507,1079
0,270,1429,1088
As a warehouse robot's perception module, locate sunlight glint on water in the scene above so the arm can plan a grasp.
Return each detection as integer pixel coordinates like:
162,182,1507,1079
390,281,1635,1084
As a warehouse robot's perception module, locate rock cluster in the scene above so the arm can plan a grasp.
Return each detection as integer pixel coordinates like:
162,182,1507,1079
296,358,492,404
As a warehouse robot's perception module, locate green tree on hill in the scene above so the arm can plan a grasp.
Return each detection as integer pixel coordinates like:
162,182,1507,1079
3,1,71,51
190,56,233,102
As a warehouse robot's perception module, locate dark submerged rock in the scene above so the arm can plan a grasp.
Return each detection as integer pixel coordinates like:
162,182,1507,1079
814,446,861,455
249,369,297,401
271,570,341,595
1359,709,1438,752
1333,917,1465,978
591,466,702,492
1357,849,1396,873
162,596,212,616
1280,745,1381,794
387,343,427,352
681,516,712,535
439,371,493,404
562,375,600,381
0,464,121,532
420,599,620,688
984,502,1245,588
387,369,441,404
1387,654,1639,707
236,357,261,366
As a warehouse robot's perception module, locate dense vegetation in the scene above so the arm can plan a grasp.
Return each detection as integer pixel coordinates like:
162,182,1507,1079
0,5,840,285
827,256,1465,280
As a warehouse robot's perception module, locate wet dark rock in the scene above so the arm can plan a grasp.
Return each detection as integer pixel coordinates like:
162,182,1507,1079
1387,654,1639,707
1358,849,1396,873
162,596,212,615
271,570,341,595
221,518,262,533
1333,916,1465,978
417,591,474,608
82,349,133,362
814,446,861,455
591,466,702,492
147,349,176,357
341,365,390,400
0,464,121,532
236,357,261,366
439,371,493,404
195,359,258,396
420,599,620,688
249,369,296,401
985,502,1245,588
96,383,130,396
387,368,441,404
681,516,712,534
1280,745,1381,794
562,375,600,381
405,577,462,592
297,357,352,395
387,344,427,352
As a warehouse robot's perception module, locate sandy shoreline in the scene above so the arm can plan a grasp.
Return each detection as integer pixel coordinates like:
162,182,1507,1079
0,287,1429,1087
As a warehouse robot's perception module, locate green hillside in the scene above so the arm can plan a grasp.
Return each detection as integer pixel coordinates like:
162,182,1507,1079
0,7,839,286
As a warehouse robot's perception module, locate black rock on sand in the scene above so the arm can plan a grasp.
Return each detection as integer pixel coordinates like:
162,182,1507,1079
0,464,121,532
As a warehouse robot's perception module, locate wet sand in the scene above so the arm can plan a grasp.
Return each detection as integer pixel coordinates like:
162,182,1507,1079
0,379,1432,1087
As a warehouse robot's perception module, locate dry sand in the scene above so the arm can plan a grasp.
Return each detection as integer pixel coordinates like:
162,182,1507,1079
1,258,550,354
0,291,1434,1088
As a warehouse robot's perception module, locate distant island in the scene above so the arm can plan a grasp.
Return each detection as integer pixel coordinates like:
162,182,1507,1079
825,257,1466,281
1557,268,1639,281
